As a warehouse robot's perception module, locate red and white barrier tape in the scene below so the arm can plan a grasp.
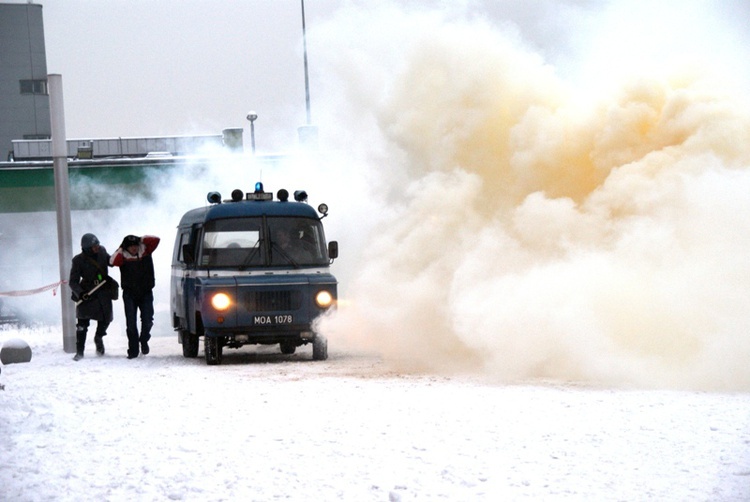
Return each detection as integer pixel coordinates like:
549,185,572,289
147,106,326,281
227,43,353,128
0,281,66,297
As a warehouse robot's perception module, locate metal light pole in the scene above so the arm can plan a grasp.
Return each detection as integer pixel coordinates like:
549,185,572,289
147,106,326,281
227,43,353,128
298,0,318,148
246,111,257,154
301,0,311,125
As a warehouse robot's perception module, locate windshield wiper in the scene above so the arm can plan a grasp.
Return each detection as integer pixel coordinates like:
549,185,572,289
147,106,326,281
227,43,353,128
238,241,263,270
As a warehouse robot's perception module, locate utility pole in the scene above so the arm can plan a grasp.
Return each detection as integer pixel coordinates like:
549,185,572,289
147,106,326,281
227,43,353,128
48,74,76,353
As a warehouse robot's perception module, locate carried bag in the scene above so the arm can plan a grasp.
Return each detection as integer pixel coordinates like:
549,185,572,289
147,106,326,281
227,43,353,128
86,256,120,301
107,277,120,301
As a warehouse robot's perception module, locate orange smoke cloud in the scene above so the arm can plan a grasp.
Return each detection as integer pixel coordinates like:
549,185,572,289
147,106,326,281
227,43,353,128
314,3,750,391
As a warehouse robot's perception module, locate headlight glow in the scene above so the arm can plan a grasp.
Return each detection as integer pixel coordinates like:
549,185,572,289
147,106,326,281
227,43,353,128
315,290,334,308
211,292,232,311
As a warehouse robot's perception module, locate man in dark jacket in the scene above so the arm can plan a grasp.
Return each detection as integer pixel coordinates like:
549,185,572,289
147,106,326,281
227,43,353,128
69,233,114,360
110,234,160,359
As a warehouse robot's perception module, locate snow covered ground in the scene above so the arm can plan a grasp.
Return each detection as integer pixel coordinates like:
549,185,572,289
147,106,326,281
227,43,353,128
1,326,749,501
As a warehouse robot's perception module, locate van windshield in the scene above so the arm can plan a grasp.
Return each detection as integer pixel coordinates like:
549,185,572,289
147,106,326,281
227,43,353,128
199,216,328,268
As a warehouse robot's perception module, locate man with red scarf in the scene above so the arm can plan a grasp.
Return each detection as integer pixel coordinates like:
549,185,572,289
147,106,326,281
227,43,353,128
110,234,160,359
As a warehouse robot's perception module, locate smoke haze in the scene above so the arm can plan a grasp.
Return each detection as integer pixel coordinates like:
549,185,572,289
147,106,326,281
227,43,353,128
5,1,750,392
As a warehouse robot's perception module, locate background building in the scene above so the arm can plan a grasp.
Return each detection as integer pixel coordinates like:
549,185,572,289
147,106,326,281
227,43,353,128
0,2,50,160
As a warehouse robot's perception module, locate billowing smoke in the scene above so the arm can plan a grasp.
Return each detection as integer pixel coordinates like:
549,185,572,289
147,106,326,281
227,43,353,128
311,2,750,391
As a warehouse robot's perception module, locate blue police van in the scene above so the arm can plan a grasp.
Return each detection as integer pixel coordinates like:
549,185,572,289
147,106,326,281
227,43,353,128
170,183,338,365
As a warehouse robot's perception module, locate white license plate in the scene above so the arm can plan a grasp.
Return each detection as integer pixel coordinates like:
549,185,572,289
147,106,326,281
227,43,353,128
253,314,293,325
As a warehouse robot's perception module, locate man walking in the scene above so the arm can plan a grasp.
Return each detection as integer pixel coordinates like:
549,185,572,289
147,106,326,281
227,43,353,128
110,234,160,359
69,233,114,360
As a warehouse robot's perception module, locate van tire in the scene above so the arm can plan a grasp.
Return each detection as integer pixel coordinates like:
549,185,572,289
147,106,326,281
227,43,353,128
181,330,199,358
205,336,223,365
280,341,297,354
312,335,328,361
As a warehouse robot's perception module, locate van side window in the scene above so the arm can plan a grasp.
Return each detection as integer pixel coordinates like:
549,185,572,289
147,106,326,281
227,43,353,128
174,230,187,263
175,229,194,264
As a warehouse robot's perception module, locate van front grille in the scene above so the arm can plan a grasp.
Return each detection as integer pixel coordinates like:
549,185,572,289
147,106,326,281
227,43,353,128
248,290,301,311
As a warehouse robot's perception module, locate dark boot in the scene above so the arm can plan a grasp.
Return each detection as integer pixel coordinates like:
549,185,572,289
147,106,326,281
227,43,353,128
140,330,151,355
94,322,109,356
127,328,139,359
94,335,105,356
74,323,87,361
140,318,152,355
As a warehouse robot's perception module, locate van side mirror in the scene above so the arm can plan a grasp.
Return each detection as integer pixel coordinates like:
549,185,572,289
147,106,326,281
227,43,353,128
328,241,338,260
182,244,195,265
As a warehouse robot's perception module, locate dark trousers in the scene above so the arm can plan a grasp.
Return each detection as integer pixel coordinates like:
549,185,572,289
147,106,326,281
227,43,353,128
123,290,154,357
76,318,110,355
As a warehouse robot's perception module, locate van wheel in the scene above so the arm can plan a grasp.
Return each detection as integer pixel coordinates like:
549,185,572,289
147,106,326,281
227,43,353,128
205,336,223,365
280,341,297,354
312,335,328,361
181,330,199,358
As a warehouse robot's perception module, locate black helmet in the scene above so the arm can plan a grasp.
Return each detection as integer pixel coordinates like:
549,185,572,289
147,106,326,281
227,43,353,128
121,235,140,249
81,233,99,249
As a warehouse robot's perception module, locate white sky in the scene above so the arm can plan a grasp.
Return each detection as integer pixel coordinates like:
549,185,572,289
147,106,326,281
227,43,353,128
38,0,342,150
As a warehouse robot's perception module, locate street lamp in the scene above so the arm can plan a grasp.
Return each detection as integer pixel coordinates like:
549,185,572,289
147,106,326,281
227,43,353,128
246,111,258,154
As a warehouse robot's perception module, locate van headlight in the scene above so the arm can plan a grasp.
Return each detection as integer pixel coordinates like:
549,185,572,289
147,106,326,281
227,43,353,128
315,290,334,308
211,292,232,311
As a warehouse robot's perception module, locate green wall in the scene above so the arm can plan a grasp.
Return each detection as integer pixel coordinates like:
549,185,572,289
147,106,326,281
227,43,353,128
0,158,203,212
